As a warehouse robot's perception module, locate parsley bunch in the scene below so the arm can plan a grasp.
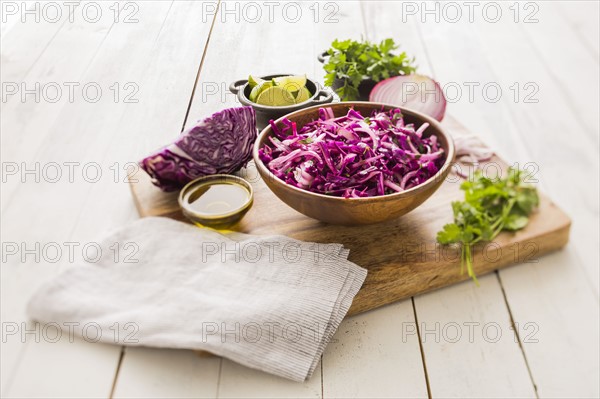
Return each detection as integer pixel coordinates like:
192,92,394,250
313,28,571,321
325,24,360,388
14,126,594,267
323,38,416,101
437,168,539,284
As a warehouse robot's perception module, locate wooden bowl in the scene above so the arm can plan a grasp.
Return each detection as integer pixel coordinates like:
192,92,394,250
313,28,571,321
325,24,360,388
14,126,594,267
252,102,455,225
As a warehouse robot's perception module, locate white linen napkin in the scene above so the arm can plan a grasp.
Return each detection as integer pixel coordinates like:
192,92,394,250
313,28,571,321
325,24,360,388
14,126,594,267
26,217,367,382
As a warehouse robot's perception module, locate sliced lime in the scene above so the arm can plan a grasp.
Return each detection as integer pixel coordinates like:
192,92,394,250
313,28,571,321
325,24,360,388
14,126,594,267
248,75,265,88
295,87,311,103
249,81,273,102
273,75,307,94
256,86,296,106
249,86,260,102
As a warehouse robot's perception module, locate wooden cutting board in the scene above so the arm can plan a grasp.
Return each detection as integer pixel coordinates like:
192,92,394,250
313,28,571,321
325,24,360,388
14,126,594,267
128,116,571,316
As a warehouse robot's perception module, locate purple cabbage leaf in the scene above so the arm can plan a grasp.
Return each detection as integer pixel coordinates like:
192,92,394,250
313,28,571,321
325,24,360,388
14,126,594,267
140,106,257,191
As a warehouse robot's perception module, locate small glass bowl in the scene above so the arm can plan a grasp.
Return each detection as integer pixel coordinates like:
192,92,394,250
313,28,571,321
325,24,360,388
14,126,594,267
178,175,254,229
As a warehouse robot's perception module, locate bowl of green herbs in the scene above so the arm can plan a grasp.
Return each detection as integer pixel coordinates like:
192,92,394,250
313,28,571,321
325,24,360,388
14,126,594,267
318,38,417,101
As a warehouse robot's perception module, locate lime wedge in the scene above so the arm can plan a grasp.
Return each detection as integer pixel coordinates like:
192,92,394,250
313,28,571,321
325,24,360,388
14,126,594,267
273,75,307,94
249,81,273,102
248,75,265,89
249,86,260,102
256,86,296,106
295,87,311,103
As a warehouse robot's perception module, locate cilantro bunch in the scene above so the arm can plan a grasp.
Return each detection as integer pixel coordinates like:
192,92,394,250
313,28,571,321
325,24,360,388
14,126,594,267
323,38,416,101
437,168,539,284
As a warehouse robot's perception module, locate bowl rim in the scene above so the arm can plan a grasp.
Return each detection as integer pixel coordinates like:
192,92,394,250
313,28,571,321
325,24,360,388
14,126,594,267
178,174,254,220
237,73,323,112
252,101,456,202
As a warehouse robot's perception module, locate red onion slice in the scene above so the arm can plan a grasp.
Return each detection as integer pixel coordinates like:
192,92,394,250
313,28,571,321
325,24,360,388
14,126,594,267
369,74,447,121
454,135,494,163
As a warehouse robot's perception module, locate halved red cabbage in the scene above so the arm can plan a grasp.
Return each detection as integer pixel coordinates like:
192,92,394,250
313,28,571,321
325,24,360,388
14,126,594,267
140,107,257,191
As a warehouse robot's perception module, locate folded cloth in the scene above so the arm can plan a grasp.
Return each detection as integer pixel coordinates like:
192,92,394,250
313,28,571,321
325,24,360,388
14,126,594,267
27,217,367,382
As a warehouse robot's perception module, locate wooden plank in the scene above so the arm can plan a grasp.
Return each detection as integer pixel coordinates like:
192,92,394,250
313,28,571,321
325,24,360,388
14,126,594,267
470,5,600,284
0,2,219,397
0,0,78,84
0,0,35,36
1,0,114,218
42,2,221,398
414,274,536,398
466,3,600,397
499,251,600,398
0,3,123,392
0,339,122,399
322,300,428,398
112,347,221,399
217,359,322,399
520,2,599,147
556,0,600,59
467,4,600,292
1,0,117,212
516,2,600,291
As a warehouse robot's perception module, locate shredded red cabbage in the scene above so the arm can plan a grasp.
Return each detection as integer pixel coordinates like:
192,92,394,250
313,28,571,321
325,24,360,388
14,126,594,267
258,107,445,198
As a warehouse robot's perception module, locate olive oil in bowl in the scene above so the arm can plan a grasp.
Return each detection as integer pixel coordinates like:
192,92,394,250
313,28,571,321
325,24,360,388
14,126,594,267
179,175,253,229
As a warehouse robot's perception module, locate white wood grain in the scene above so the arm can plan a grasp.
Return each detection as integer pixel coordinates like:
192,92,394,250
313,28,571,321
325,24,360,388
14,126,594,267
0,0,36,36
520,2,599,147
310,1,364,85
0,0,79,83
469,4,600,397
113,348,221,399
515,2,600,292
1,1,117,212
414,275,536,398
0,2,204,397
322,300,428,399
556,0,600,59
2,339,121,399
44,2,220,398
217,359,322,399
470,3,599,292
0,2,121,393
500,250,600,398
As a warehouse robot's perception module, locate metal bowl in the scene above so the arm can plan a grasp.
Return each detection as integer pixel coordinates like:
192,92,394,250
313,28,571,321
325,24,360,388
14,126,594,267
229,73,333,129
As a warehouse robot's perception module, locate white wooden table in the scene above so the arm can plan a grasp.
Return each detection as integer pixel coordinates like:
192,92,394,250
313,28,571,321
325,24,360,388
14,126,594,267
1,1,598,397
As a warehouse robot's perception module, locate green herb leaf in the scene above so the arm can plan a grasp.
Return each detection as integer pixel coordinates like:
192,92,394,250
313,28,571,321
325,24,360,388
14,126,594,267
504,214,529,231
437,167,539,283
322,38,417,101
437,223,462,244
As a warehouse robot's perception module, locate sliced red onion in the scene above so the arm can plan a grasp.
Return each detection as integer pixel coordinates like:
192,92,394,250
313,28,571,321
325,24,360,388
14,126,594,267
451,134,495,179
454,135,494,163
369,74,447,121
